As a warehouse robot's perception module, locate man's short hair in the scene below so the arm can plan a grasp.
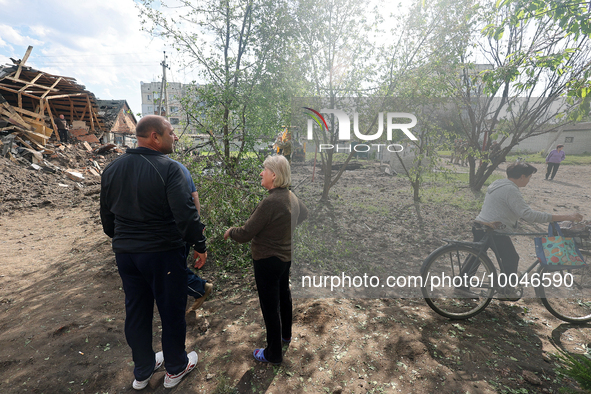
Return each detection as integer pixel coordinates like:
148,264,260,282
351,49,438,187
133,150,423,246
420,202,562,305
263,155,291,188
136,115,167,138
506,162,538,179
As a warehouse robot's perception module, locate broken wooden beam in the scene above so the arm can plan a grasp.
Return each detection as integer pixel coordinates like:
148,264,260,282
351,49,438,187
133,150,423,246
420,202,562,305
14,45,33,79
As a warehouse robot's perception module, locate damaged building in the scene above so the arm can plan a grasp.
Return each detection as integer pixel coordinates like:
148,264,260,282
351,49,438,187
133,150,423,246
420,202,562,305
0,47,105,149
97,100,137,147
0,46,131,185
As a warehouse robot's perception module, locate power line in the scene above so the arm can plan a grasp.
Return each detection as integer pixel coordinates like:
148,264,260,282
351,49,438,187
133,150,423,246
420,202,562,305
32,52,156,58
36,62,159,66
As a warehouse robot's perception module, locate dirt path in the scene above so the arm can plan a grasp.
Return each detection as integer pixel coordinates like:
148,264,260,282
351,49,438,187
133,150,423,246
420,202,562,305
0,158,590,393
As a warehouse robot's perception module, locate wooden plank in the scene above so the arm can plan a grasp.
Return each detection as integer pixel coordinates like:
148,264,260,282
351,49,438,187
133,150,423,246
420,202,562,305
87,95,94,131
41,77,62,98
0,85,42,101
79,101,88,121
51,103,89,112
10,106,49,121
48,76,62,89
0,125,26,132
18,92,22,109
3,76,59,92
18,72,44,92
46,92,85,100
44,101,60,142
14,135,35,150
14,46,33,80
0,105,32,130
22,128,49,140
17,115,47,127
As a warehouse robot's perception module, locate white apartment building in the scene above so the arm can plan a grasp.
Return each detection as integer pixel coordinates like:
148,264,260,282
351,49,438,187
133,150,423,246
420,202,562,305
140,81,186,132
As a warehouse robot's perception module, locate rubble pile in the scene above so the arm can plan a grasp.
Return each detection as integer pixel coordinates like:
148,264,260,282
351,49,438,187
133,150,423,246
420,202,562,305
0,138,122,213
0,46,104,150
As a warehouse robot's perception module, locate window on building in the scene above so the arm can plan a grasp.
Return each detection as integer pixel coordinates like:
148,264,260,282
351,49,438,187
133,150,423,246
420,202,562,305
565,137,574,143
170,118,180,125
147,106,153,112
170,106,179,113
153,93,160,100
147,94,151,100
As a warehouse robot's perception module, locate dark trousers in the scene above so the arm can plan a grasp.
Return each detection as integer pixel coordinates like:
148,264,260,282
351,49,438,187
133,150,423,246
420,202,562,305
471,227,519,275
116,247,189,380
187,267,207,298
546,162,560,179
58,128,68,143
253,256,292,363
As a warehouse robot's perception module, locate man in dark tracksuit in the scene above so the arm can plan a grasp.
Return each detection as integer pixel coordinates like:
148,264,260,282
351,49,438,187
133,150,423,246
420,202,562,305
100,115,206,390
54,114,68,143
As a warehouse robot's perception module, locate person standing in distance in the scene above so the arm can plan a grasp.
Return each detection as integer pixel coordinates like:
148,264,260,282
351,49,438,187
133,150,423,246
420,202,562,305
54,114,69,143
545,144,566,180
100,115,206,390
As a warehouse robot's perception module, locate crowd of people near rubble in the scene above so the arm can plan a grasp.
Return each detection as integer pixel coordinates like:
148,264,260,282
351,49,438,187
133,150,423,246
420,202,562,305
99,115,308,389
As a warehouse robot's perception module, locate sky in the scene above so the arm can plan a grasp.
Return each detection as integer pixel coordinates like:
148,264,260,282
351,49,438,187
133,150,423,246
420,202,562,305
0,0,193,117
0,0,416,119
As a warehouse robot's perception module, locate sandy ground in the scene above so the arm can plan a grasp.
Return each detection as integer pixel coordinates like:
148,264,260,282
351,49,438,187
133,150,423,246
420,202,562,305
0,156,590,393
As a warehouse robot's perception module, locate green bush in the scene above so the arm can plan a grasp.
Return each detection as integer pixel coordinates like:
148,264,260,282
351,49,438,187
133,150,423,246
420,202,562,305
176,154,266,271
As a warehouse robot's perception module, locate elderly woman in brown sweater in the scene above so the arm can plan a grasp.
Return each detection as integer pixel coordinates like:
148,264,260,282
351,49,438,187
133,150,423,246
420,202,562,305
224,155,308,364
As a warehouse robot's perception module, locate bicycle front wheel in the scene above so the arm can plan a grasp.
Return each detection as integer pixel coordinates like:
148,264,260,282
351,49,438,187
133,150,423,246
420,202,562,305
538,265,591,323
421,244,496,319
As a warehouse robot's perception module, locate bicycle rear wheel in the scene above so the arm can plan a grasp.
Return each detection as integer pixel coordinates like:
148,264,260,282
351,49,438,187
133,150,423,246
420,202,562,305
538,265,591,323
421,244,496,319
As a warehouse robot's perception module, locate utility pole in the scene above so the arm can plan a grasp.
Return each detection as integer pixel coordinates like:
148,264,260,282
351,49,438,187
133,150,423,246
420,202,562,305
159,51,170,118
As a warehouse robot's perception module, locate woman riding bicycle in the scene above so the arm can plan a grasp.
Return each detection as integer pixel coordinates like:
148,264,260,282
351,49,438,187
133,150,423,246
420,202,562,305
470,162,582,298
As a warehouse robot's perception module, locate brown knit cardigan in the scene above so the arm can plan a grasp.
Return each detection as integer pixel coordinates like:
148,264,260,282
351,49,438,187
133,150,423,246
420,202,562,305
228,187,308,262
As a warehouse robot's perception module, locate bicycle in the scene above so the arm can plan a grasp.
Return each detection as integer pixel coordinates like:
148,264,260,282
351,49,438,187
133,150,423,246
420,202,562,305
420,221,591,323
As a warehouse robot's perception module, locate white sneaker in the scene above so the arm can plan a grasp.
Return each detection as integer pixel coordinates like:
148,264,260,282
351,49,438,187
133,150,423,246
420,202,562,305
133,351,164,390
163,351,198,389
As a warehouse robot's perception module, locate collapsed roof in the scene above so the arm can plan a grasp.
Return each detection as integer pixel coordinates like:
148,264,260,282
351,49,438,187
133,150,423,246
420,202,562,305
0,46,105,147
96,99,136,134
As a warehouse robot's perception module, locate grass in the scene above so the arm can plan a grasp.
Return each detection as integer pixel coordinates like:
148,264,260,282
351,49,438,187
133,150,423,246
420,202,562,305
416,170,503,211
438,150,591,165
506,152,591,165
420,171,503,185
422,184,484,211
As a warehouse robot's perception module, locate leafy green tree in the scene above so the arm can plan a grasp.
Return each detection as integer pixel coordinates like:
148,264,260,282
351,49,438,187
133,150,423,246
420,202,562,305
379,0,478,202
137,0,298,169
497,0,591,38
445,0,591,191
292,0,379,201
495,0,591,111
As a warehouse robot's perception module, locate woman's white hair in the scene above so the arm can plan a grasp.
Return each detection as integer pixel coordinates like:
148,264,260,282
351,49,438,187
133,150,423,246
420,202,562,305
263,155,291,188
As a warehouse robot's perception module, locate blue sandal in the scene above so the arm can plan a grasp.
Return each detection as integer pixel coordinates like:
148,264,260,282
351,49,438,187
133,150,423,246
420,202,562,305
253,348,281,365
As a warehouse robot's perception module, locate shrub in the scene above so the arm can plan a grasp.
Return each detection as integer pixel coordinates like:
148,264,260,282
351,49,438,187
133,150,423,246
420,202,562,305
176,154,266,271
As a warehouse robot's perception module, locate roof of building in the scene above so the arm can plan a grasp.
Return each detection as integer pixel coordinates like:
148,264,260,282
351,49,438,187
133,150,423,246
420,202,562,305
563,121,591,131
96,99,137,132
